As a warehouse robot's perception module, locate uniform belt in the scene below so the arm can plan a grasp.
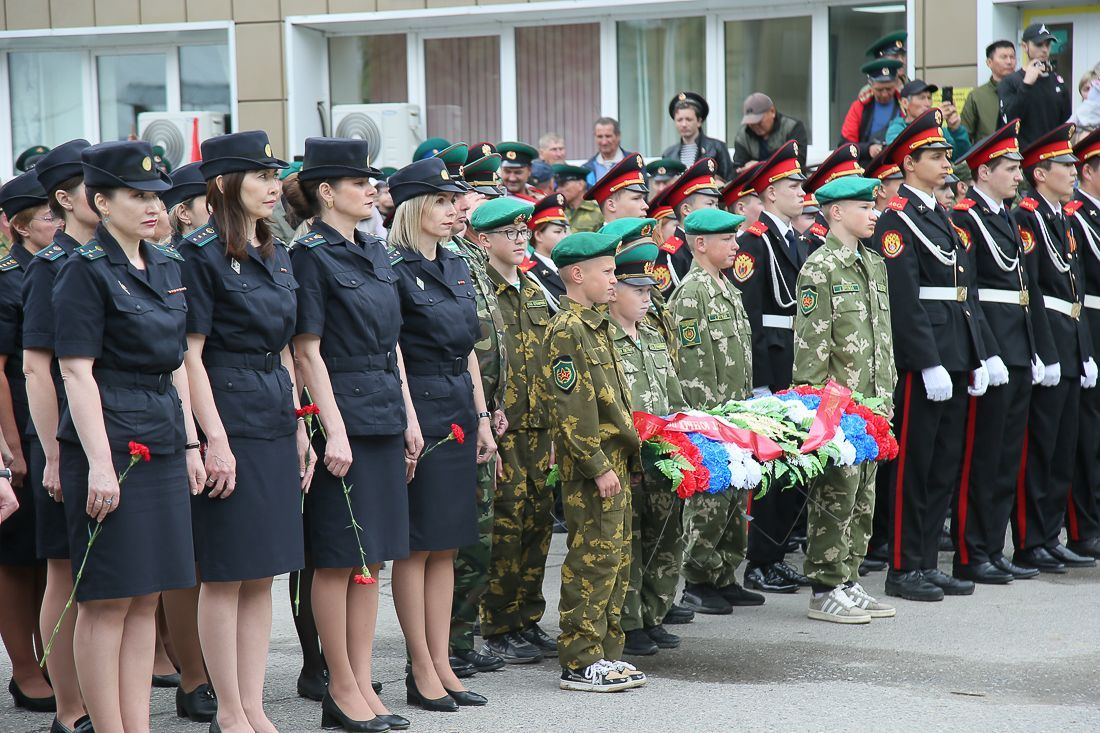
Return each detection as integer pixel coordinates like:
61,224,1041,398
202,350,279,372
406,357,466,377
918,286,968,302
977,288,1029,306
1084,295,1100,310
1044,295,1083,320
94,368,172,394
761,314,794,329
324,352,398,373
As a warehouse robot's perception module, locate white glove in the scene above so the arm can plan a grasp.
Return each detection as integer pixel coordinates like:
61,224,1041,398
984,356,1010,387
752,386,772,398
1031,356,1045,386
1082,357,1098,389
1041,361,1061,387
921,365,953,402
968,362,990,397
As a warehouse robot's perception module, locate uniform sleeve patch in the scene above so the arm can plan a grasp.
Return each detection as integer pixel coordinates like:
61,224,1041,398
677,319,702,347
747,221,768,237
551,356,577,392
731,252,755,282
1018,226,1036,254
653,264,673,292
800,286,818,315
887,196,908,212
952,223,971,251
880,230,904,258
831,283,860,294
1019,197,1039,212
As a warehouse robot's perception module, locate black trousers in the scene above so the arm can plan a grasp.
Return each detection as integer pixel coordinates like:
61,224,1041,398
868,464,891,556
952,367,1031,565
746,479,803,565
1014,377,1080,552
1068,382,1100,542
887,370,969,571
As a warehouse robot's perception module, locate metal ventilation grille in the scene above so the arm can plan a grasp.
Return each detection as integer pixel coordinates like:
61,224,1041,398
140,119,186,168
335,112,382,155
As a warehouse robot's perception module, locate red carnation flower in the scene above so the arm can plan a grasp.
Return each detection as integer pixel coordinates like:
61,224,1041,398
128,441,151,462
296,405,320,418
451,424,465,444
353,573,376,585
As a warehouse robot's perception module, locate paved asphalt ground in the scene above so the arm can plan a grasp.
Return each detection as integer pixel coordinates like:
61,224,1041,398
4,534,1099,733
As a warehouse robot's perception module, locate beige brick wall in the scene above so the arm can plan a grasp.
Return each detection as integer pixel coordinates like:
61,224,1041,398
914,0,980,86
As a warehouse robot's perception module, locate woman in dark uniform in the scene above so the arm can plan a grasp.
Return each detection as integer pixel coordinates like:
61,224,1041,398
22,139,97,733
177,130,311,733
0,172,57,714
387,158,496,711
286,137,419,732
163,162,209,245
53,140,205,732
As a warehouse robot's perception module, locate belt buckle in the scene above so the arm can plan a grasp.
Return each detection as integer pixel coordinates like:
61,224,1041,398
452,357,466,376
956,286,967,302
156,373,170,394
264,352,277,371
1019,290,1029,306
1072,302,1083,320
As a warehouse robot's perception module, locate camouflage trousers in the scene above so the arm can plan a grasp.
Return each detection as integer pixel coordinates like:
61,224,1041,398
557,460,631,670
803,462,878,587
681,489,747,588
622,473,684,631
450,456,496,652
481,428,553,638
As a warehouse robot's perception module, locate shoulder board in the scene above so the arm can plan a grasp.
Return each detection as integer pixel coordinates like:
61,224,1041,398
519,256,536,273
275,236,288,251
1065,200,1084,217
887,196,908,212
35,243,66,261
659,236,684,254
386,246,404,266
809,222,828,237
858,88,873,104
953,199,976,212
76,242,106,260
1019,197,1039,212
294,231,326,249
0,255,18,271
151,242,184,261
747,220,769,237
184,225,218,247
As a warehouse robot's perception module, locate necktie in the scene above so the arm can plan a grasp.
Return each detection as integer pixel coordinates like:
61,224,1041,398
998,208,1012,228
785,230,801,265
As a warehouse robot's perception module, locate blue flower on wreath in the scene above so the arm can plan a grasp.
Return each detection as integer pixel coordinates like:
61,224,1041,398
840,413,878,463
777,393,821,410
688,433,732,493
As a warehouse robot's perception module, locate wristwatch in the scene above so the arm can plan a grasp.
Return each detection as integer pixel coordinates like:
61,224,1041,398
0,468,12,481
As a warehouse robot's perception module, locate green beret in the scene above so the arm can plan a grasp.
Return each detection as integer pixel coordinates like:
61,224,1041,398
497,141,538,167
469,197,534,232
413,137,451,161
551,231,621,268
552,163,591,182
645,158,686,180
614,241,659,286
683,208,745,235
815,176,881,204
599,217,657,246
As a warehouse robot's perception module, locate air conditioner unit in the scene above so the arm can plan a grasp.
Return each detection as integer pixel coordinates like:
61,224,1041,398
137,112,226,170
331,104,422,169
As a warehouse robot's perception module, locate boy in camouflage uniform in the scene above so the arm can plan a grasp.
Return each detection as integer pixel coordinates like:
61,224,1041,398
601,218,690,657
670,208,761,616
544,231,644,692
792,177,898,623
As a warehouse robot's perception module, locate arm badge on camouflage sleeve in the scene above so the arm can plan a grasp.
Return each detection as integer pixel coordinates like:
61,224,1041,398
552,356,577,392
800,286,818,315
678,318,702,347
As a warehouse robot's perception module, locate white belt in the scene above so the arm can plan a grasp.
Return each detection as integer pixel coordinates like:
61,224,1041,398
978,288,1029,306
918,286,968,302
1085,295,1100,310
761,314,794,329
1044,295,1082,320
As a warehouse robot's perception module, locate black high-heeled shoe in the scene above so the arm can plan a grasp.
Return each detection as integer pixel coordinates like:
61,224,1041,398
152,672,181,688
404,674,458,712
320,692,390,732
376,713,410,730
49,715,93,733
176,683,218,722
9,677,57,712
444,688,487,707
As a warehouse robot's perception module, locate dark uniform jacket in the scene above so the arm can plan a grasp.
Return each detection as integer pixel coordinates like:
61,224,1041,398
998,69,1073,148
523,251,566,313
661,134,734,182
653,226,694,298
1067,192,1100,357
799,212,830,256
0,243,32,437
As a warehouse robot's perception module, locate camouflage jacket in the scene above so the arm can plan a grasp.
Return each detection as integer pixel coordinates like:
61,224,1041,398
567,200,605,233
611,320,686,415
669,262,754,408
544,296,640,479
646,287,680,370
445,235,507,411
488,265,552,430
793,234,897,412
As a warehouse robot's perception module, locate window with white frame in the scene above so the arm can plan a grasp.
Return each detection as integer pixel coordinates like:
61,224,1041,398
328,34,409,105
9,51,86,159
424,35,501,143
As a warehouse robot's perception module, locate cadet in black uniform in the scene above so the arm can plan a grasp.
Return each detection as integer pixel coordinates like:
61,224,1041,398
524,193,569,312
799,144,865,254
287,137,417,733
53,140,204,732
177,130,310,733
654,157,720,296
386,158,494,712
162,162,209,246
0,171,55,714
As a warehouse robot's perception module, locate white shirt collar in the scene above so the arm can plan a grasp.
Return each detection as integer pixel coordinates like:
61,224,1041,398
970,185,1003,214
1039,192,1062,216
902,183,939,212
763,210,793,240
1079,189,1100,211
533,250,558,272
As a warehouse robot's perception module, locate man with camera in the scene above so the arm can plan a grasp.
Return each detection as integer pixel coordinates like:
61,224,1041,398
998,23,1073,147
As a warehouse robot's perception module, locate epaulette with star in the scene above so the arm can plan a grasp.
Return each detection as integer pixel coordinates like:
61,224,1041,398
0,255,19,271
746,220,768,237
1065,200,1084,217
659,235,684,254
953,199,976,212
1018,197,1039,213
184,225,218,247
35,243,66,261
386,246,404,266
151,242,184,261
294,231,326,249
887,196,908,212
76,241,106,260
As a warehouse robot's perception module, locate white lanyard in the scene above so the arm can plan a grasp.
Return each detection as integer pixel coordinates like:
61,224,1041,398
894,209,957,267
966,208,1018,272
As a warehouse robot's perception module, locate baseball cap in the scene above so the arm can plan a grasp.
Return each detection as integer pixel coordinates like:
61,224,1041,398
741,93,774,126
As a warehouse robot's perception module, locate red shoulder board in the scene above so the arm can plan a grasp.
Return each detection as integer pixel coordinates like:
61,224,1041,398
747,220,769,237
659,236,684,254
809,222,828,237
1019,197,1039,212
887,196,908,212
1065,200,1084,216
953,199,975,211
519,256,536,272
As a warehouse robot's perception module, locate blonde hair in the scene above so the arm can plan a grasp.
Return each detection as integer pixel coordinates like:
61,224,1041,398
388,194,443,251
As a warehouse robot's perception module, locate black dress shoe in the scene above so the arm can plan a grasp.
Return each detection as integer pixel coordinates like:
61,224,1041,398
51,715,93,733
644,624,681,649
775,560,812,586
991,555,1040,579
482,632,543,664
520,623,558,658
744,564,798,593
1047,543,1097,568
371,680,382,693
176,683,218,722
858,558,887,576
152,672,181,688
444,688,487,706
298,670,329,701
320,692,390,731
681,583,732,614
717,582,766,606
446,656,478,678
377,714,409,731
623,628,659,656
453,648,505,672
210,718,222,733
662,603,695,625
405,674,458,712
884,569,944,601
1012,547,1066,574
8,678,56,712
1067,537,1100,559
922,568,974,595
952,560,1013,585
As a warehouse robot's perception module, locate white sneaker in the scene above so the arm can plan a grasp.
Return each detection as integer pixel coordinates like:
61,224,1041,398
609,659,647,689
845,582,897,618
807,587,872,624
559,659,632,692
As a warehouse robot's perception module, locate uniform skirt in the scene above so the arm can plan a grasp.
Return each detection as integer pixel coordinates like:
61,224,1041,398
306,433,410,567
30,436,70,560
0,434,42,566
408,434,478,551
191,434,304,582
60,441,196,601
